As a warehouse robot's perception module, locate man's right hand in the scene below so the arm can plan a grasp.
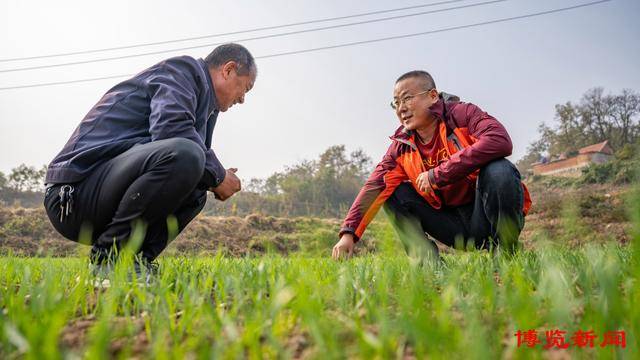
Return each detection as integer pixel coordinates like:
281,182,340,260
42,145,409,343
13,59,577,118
210,168,241,201
332,233,355,260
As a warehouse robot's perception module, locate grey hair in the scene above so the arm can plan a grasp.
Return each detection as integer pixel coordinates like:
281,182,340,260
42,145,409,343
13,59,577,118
204,43,257,76
395,70,436,90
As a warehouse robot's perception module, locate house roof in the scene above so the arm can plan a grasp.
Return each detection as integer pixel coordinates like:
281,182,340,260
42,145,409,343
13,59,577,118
578,140,614,155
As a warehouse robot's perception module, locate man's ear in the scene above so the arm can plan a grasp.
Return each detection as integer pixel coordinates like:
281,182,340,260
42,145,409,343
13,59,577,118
222,61,237,80
429,88,439,101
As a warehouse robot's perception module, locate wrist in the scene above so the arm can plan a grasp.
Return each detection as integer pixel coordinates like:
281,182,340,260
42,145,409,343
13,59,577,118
428,169,439,190
339,228,358,242
342,233,354,241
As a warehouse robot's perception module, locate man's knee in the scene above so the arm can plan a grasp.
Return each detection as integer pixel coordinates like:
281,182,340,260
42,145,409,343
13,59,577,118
478,158,521,190
477,159,525,240
161,138,206,179
388,183,424,209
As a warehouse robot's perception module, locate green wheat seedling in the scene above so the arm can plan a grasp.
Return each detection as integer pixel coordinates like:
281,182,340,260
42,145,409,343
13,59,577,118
0,186,638,358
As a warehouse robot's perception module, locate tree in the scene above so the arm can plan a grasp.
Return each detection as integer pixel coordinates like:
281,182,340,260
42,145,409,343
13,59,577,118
8,164,46,192
245,178,266,194
518,88,640,171
612,89,640,145
203,145,373,217
550,102,589,155
516,137,546,174
0,171,7,189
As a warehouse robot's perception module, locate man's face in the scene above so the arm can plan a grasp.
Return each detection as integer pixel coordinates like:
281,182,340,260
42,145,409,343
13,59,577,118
393,77,439,131
211,61,256,112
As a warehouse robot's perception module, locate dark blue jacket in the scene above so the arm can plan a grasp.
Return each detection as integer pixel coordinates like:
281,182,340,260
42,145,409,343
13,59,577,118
45,56,225,188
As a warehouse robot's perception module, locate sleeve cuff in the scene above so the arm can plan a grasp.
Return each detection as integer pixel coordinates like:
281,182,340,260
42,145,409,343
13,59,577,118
339,226,360,243
199,168,226,189
428,169,439,190
211,168,226,187
204,149,226,187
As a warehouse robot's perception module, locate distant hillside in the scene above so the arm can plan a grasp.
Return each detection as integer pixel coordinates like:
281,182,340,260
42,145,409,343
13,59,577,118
520,182,633,248
0,181,635,257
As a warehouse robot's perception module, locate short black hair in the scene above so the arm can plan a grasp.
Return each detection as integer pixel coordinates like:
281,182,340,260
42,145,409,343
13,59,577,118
395,70,436,90
204,43,257,76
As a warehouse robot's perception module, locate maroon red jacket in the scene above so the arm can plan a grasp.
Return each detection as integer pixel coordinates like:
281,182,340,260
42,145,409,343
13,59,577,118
340,97,529,242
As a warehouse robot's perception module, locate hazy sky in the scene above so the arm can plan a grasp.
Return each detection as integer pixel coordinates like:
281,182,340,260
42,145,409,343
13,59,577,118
1,0,638,182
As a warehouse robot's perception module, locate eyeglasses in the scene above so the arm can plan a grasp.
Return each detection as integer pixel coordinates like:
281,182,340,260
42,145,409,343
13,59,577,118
390,89,433,110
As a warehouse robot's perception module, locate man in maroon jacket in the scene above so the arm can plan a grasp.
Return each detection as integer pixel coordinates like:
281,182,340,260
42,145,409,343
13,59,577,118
332,70,530,260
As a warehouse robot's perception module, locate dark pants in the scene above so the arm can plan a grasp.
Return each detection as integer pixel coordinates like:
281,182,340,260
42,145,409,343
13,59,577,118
383,159,525,257
44,138,208,262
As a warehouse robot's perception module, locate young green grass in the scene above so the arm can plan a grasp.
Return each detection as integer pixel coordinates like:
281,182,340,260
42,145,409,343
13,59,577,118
0,242,637,359
0,183,638,358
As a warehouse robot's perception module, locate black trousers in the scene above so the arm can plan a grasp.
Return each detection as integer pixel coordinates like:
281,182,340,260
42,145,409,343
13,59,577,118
44,138,208,261
383,159,525,256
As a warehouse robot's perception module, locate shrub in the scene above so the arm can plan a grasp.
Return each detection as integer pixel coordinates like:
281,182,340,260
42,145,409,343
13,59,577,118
580,162,616,184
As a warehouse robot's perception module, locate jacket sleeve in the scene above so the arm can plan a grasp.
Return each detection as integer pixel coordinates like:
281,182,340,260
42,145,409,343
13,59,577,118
339,143,408,242
431,103,512,187
146,66,226,187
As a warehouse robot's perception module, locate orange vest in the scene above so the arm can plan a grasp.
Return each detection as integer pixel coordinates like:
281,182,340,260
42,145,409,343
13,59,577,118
393,121,532,215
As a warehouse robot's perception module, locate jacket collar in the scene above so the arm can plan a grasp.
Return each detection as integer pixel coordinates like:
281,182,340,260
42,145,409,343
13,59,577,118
428,98,446,121
197,58,220,116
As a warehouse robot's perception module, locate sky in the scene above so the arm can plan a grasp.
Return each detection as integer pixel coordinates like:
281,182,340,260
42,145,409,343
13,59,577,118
0,0,638,182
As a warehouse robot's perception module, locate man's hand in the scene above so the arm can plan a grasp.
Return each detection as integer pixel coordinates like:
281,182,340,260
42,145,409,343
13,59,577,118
210,168,241,201
332,233,355,260
415,171,434,194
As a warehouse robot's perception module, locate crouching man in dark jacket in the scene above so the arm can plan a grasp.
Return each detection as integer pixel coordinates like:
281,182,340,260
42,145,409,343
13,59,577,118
332,70,531,261
44,43,256,274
